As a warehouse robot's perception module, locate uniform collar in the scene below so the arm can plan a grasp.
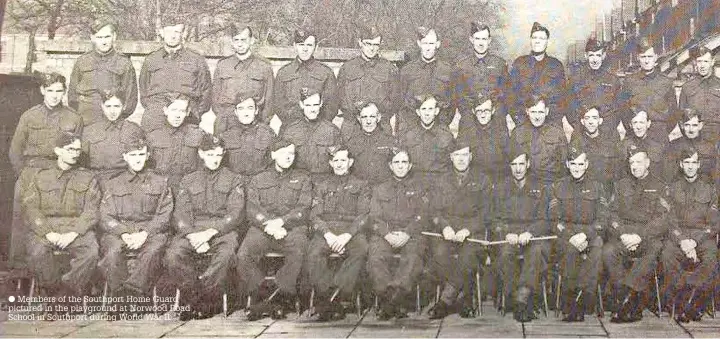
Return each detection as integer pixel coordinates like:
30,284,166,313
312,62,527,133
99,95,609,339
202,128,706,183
102,119,123,131
233,53,253,69
53,163,73,179
640,68,658,80
92,48,117,60
295,57,316,72
42,103,64,116
162,46,184,59
126,169,148,183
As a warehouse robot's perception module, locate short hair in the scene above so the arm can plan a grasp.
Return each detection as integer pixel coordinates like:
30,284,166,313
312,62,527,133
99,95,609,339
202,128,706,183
680,108,702,122
579,104,602,118
470,21,491,36
387,146,411,163
234,92,264,109
299,87,322,102
294,29,316,43
163,92,191,107
161,17,186,28
626,144,649,160
412,94,442,109
353,101,379,115
228,25,253,38
585,38,604,52
54,132,81,148
530,22,550,38
271,138,295,152
690,46,712,60
40,72,67,89
327,145,353,159
91,20,118,34
100,88,126,104
523,93,547,109
415,26,436,40
358,26,382,40
473,92,496,109
122,138,148,153
198,134,225,151
635,38,654,54
678,145,700,162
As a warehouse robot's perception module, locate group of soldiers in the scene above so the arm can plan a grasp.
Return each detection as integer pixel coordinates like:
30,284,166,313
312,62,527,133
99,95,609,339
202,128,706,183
6,17,720,325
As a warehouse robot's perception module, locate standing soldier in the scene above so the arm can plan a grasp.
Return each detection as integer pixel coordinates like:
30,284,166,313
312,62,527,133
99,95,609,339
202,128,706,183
509,22,567,125
604,147,670,323
238,139,311,321
567,39,622,135
549,147,608,322
281,89,342,178
139,19,211,132
398,27,456,133
99,138,173,300
307,146,370,321
618,39,674,143
617,109,667,180
146,94,204,188
213,25,274,134
336,26,398,136
343,101,395,182
216,93,276,177
68,21,138,125
367,147,430,320
274,29,338,124
663,108,719,184
22,133,100,299
165,135,245,320
680,46,720,143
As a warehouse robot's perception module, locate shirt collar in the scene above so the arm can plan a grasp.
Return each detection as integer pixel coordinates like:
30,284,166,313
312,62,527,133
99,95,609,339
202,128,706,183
163,46,184,59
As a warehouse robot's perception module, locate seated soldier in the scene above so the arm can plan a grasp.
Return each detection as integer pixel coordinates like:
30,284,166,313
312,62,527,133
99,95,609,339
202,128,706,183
22,133,100,302
307,146,370,321
146,93,204,188
604,147,670,323
84,89,144,184
98,138,173,301
367,147,430,320
616,108,666,180
237,139,312,321
343,101,395,182
216,93,275,178
281,88,342,179
494,144,551,323
662,147,719,322
549,146,608,322
427,141,493,319
663,108,719,185
165,135,245,320
511,94,567,185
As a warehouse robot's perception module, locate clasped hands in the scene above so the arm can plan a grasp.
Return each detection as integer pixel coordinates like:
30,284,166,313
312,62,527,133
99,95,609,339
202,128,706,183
186,228,219,253
323,232,352,254
505,232,533,246
442,226,471,243
45,232,79,250
263,218,287,240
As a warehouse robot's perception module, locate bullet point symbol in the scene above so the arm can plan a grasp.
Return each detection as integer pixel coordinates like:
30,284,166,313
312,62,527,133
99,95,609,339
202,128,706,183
8,296,15,302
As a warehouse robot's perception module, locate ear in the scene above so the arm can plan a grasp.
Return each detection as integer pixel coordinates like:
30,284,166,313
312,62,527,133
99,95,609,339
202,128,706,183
597,117,604,125
53,147,62,157
698,121,704,130
358,39,364,48
347,158,355,169
197,149,204,158
40,86,47,96
250,36,257,45
416,40,422,49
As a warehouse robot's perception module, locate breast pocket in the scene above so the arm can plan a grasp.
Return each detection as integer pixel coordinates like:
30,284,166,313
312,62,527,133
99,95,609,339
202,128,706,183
76,63,97,92
279,73,301,102
375,191,395,219
177,62,198,89
280,181,304,207
186,182,206,211
110,189,133,217
26,124,47,147
67,180,91,215
149,138,173,171
141,184,165,214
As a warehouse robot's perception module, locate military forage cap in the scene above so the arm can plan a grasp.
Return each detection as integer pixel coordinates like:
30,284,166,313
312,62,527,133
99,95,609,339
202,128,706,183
358,25,382,40
530,22,550,38
234,91,265,108
271,138,295,152
54,132,82,148
294,29,316,43
327,145,352,158
626,143,648,159
299,87,321,102
90,19,118,34
566,145,587,161
122,138,148,153
585,38,604,52
415,26,435,40
689,45,711,60
198,133,225,151
635,38,654,54
470,21,490,36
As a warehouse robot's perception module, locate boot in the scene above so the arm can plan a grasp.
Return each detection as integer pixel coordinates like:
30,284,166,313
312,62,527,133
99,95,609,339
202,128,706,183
513,286,534,323
314,292,345,322
562,289,585,322
428,300,451,320
611,288,642,323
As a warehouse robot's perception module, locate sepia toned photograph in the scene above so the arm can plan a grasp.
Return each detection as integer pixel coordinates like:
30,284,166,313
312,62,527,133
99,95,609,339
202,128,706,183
0,0,719,337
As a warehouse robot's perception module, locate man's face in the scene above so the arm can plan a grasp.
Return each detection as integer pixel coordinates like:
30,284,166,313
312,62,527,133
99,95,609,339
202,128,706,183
638,47,658,71
102,96,123,122
681,116,704,139
510,154,530,181
586,49,605,70
359,36,381,59
566,153,589,179
329,150,354,176
234,98,258,125
530,31,549,54
91,25,116,54
416,98,439,125
41,82,66,108
527,101,548,127
474,100,494,125
161,24,185,48
295,36,317,61
450,147,472,172
695,52,714,77
55,139,82,166
629,152,650,179
272,145,296,169
389,152,412,178
231,28,254,55
124,146,149,172
357,104,380,133
680,152,700,179
580,108,603,134
199,146,224,171
300,93,322,121
417,30,440,60
470,29,491,55
630,111,651,138
164,99,189,127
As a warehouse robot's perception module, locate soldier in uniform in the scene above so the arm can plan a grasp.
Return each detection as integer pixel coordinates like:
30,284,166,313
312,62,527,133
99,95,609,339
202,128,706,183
165,135,245,320
426,142,493,319
398,27,456,133
146,94,204,188
139,19,211,131
237,139,311,321
508,22,567,125
680,46,720,143
567,39,622,135
83,89,145,185
336,26,398,136
306,146,370,321
216,93,276,177
511,94,567,185
663,108,719,185
618,38,674,143
68,21,138,125
22,133,100,299
604,147,671,323
549,147,608,322
98,138,173,300
493,144,551,323
280,89,342,178
274,29,338,123
367,147,430,320
617,109,667,180
662,147,719,322
343,101,395,182
213,25,275,134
